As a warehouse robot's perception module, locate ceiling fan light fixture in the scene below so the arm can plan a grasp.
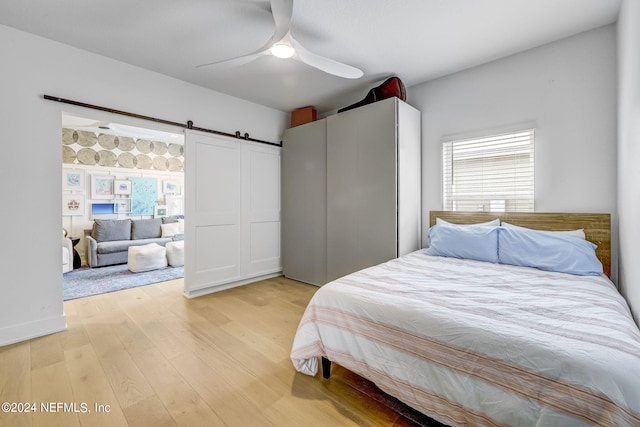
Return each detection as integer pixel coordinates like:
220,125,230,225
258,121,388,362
197,0,363,79
271,43,295,59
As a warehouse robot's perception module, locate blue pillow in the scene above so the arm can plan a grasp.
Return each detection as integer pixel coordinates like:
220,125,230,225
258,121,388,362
497,226,603,276
435,217,500,227
425,224,499,263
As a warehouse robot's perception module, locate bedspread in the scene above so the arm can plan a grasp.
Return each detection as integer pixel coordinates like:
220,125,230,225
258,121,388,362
290,251,640,427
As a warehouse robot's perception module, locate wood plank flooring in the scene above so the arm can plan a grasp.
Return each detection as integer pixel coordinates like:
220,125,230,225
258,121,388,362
0,276,428,427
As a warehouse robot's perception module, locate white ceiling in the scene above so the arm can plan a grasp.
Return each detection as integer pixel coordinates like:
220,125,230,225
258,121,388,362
61,113,184,145
0,0,621,114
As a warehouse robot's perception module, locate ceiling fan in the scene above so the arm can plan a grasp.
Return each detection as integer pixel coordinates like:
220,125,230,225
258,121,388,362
197,0,363,79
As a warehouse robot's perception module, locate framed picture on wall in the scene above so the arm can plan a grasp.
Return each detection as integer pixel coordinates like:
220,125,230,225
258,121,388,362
165,195,184,216
130,177,158,216
114,198,131,214
90,203,116,219
114,179,132,195
91,175,115,199
62,169,85,192
163,180,182,195
154,204,168,218
62,194,85,216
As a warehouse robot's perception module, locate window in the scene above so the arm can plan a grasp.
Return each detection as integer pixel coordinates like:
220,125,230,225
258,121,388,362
443,129,534,212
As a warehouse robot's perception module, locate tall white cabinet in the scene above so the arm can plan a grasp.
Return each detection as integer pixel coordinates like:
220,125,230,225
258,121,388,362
282,97,421,286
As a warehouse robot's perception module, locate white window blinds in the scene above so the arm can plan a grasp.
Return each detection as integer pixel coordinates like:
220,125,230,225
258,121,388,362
443,129,534,212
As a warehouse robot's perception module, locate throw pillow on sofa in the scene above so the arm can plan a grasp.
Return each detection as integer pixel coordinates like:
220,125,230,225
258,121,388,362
92,219,132,242
161,222,180,237
131,218,162,240
161,215,184,224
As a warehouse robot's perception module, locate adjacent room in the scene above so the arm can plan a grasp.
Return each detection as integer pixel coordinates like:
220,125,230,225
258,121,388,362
61,114,186,300
1,0,639,426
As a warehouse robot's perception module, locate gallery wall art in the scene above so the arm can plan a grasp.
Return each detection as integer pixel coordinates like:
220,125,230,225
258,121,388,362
130,177,158,216
114,179,132,195
114,198,131,214
91,175,115,199
163,180,182,195
62,169,85,191
154,205,168,218
165,195,184,216
62,194,85,216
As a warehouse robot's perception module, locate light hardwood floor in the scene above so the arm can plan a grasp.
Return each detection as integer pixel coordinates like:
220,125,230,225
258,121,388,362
0,276,423,427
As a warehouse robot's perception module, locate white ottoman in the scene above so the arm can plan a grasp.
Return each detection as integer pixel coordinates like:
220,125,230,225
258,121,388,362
128,243,167,272
165,240,184,267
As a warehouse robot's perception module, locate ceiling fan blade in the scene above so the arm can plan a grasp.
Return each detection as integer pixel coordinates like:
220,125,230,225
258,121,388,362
197,0,292,69
196,49,266,69
269,0,294,44
290,36,364,79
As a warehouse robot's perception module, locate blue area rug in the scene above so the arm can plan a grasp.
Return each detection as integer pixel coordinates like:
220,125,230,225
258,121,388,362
63,264,184,300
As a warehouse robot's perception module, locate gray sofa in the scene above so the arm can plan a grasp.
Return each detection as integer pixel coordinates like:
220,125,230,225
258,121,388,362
86,216,183,267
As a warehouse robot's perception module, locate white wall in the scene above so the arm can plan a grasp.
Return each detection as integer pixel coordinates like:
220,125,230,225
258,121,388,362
0,24,287,346
617,0,640,325
408,25,618,276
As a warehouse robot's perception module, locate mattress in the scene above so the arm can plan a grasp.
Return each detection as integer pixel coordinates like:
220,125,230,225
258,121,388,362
291,251,640,426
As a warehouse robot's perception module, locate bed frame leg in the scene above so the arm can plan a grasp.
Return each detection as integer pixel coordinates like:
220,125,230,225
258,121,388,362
321,357,331,379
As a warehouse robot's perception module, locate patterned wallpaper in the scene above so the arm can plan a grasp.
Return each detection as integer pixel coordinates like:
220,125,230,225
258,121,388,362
62,128,184,172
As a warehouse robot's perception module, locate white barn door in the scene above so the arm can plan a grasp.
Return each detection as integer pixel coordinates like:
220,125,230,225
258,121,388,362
242,142,281,277
184,130,242,293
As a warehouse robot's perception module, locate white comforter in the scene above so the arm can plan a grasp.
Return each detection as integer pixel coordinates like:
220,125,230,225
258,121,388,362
291,251,640,427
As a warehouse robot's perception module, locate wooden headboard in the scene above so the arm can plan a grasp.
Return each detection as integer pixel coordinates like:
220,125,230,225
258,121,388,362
429,211,611,277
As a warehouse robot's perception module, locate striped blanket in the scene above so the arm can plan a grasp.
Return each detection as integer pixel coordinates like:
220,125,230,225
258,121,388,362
291,251,640,426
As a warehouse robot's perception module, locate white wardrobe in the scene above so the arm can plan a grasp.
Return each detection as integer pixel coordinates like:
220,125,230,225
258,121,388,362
282,97,421,286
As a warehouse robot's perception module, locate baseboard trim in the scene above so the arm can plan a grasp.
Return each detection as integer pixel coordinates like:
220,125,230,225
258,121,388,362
183,271,282,299
0,314,67,347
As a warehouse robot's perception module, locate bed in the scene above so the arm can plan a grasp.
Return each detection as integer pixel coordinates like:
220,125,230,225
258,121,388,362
290,211,640,426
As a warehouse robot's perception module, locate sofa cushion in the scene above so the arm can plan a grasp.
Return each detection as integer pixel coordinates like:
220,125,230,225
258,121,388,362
132,218,162,240
161,215,184,224
96,237,172,254
96,240,134,254
92,219,132,243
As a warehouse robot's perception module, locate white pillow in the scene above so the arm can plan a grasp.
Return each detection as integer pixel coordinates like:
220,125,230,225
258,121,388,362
177,218,184,234
161,222,180,237
501,222,585,240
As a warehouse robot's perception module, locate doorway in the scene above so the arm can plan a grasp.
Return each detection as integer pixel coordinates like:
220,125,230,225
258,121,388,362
61,112,185,300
